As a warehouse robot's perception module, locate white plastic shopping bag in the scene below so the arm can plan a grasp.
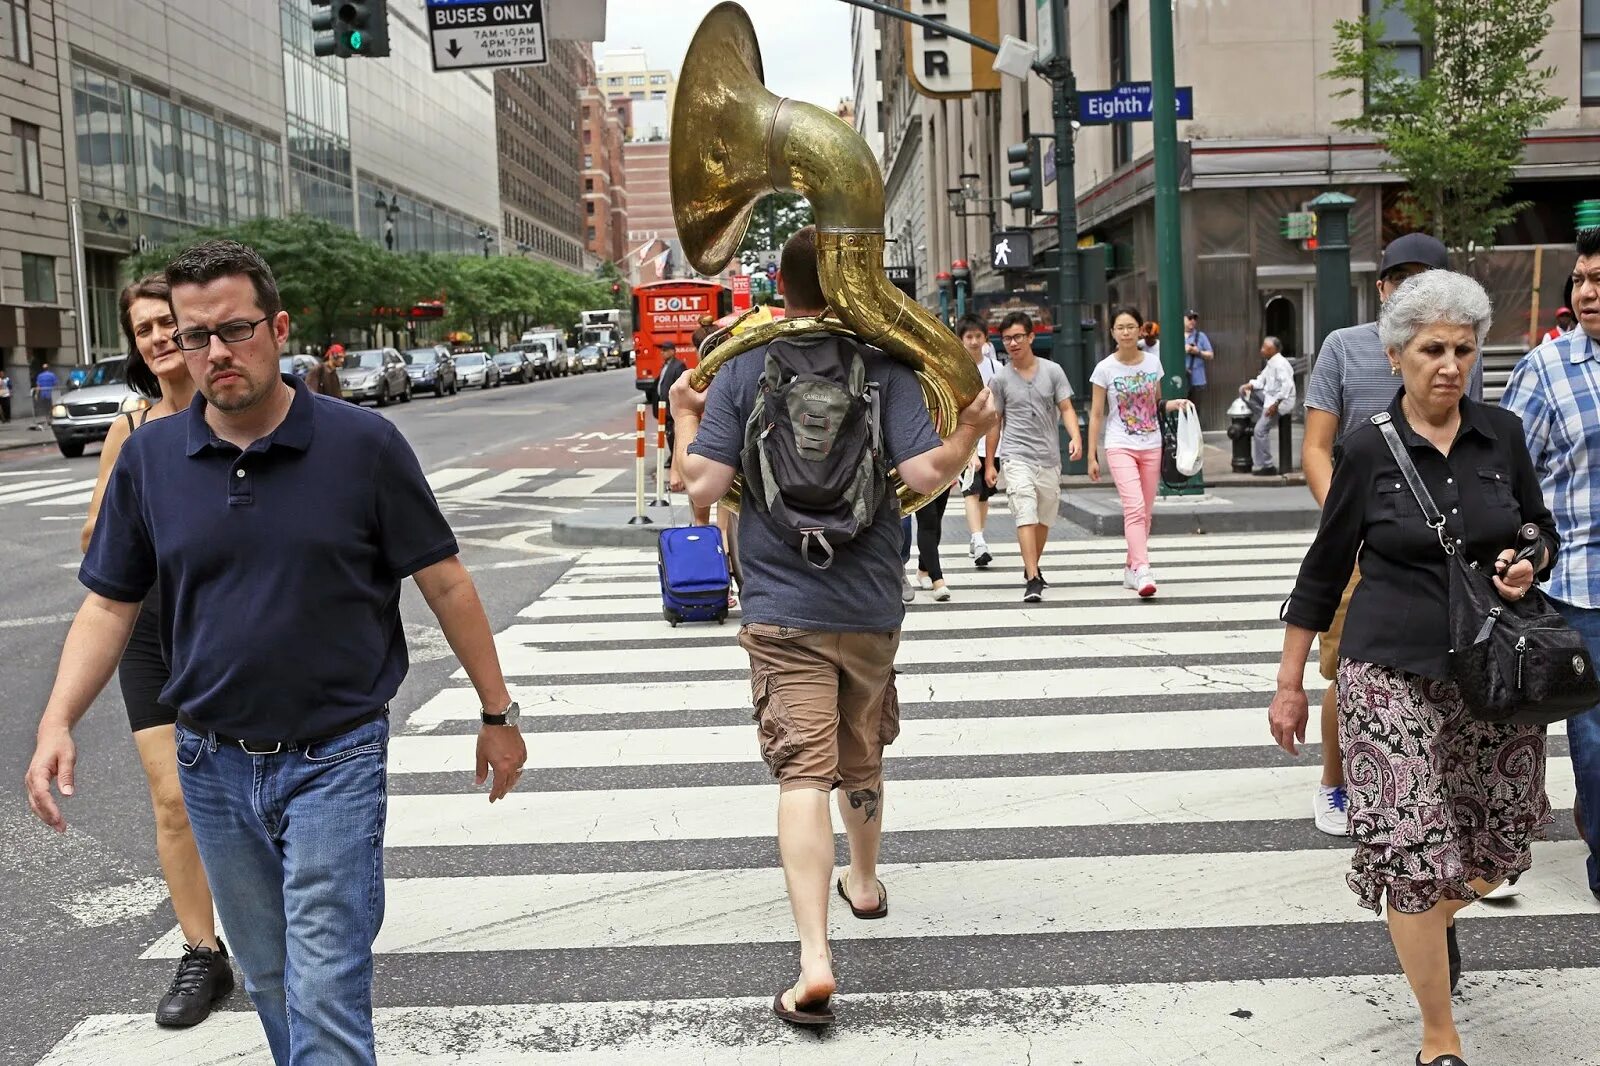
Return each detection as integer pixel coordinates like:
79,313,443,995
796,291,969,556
1175,405,1203,476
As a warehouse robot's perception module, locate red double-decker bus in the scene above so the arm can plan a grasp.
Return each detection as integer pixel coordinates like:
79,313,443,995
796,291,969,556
632,280,732,404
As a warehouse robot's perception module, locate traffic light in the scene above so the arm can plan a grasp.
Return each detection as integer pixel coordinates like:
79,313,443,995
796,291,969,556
611,282,621,295
1006,140,1043,213
311,0,391,60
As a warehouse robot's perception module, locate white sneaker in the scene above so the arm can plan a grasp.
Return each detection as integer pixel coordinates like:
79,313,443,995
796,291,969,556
1133,566,1157,598
971,536,991,568
1314,784,1349,837
1122,568,1139,590
901,574,916,604
968,536,979,559
932,582,951,602
916,573,934,590
1481,879,1521,901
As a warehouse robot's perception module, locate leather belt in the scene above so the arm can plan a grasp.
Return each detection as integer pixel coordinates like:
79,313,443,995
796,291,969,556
176,707,387,756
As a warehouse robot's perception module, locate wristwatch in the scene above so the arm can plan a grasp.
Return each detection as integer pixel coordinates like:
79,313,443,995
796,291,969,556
481,701,521,727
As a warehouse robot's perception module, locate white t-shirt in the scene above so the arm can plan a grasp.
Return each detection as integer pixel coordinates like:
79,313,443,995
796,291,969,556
973,352,1000,457
1090,350,1164,452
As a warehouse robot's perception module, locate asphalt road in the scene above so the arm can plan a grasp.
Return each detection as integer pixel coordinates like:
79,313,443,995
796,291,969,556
0,366,641,1065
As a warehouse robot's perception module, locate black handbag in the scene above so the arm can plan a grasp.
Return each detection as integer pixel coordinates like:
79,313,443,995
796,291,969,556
1372,413,1598,725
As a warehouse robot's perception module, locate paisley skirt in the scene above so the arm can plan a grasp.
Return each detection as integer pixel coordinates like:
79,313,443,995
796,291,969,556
1337,659,1552,915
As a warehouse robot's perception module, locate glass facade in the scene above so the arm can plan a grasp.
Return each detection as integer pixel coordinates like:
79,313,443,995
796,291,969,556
279,0,354,229
1584,0,1600,103
72,64,283,227
358,177,483,255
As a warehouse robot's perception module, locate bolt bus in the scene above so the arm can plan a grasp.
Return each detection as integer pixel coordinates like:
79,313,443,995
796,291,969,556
631,280,732,405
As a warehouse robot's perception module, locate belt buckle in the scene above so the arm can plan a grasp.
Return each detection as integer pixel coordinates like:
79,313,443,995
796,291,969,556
238,739,283,756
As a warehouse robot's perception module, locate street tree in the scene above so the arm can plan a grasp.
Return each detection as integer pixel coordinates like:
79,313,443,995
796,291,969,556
1326,0,1562,255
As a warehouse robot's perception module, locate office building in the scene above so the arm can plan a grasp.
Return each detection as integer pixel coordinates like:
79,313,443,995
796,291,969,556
580,56,629,266
495,40,588,273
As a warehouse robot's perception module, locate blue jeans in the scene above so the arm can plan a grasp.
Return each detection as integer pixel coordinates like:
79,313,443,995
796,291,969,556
175,716,389,1065
900,515,913,565
1552,600,1600,894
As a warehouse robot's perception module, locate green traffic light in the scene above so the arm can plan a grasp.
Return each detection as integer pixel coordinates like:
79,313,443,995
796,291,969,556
349,30,363,51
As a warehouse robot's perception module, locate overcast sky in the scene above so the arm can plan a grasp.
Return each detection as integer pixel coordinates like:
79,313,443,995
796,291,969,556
595,1,855,110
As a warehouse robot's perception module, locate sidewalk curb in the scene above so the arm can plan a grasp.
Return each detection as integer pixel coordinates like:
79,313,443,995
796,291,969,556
553,505,678,548
1059,487,1322,537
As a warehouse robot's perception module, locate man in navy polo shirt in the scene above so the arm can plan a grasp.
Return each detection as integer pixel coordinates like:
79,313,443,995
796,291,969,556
24,240,527,1065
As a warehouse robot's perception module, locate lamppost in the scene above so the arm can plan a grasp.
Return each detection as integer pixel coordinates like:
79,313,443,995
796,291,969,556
475,226,494,259
374,191,399,251
950,259,971,319
935,270,953,325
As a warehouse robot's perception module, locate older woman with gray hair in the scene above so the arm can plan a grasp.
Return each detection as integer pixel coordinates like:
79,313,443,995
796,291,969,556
1269,271,1557,1066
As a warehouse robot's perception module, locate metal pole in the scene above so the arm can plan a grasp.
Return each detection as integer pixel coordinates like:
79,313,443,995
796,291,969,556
1148,0,1200,494
1048,0,1085,474
67,197,93,367
627,403,652,525
654,400,668,506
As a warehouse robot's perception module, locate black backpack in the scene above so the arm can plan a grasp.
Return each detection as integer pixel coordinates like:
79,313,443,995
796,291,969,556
741,334,886,569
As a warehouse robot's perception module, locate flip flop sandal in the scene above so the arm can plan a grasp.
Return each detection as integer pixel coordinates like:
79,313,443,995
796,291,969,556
772,989,834,1027
836,873,889,919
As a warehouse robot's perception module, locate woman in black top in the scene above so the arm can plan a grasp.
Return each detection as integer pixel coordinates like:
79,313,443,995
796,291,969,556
78,275,234,1026
1271,271,1557,1066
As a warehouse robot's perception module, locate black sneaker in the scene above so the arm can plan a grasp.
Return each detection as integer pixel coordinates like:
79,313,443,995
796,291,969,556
1037,569,1049,588
1252,465,1279,477
156,941,234,1027
1023,576,1044,602
974,549,992,568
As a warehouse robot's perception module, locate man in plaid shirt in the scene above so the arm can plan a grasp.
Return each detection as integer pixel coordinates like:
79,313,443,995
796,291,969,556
1501,226,1600,904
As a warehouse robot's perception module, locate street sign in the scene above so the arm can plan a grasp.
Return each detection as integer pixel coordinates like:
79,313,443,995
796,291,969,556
1076,82,1194,125
427,1,548,73
884,264,917,299
991,230,1033,272
1034,0,1054,61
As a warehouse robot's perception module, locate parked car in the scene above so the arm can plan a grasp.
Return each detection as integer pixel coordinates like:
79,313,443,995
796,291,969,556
48,357,145,458
576,344,606,373
601,344,626,370
493,349,536,384
279,353,319,379
338,347,412,406
403,345,457,396
452,350,503,389
553,348,583,376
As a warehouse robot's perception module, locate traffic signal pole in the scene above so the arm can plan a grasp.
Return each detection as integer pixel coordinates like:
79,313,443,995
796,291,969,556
1148,2,1185,407
1045,0,1085,441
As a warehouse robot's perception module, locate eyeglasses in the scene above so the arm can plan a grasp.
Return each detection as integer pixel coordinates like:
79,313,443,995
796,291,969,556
1000,333,1029,345
172,316,271,352
1112,323,1141,333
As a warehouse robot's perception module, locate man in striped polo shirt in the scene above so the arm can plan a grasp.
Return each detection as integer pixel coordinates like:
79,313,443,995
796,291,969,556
1501,226,1600,905
1300,233,1484,837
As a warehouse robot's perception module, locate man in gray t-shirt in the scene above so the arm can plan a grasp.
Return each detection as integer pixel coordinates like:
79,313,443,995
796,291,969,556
1299,232,1482,840
670,225,995,1026
984,312,1084,602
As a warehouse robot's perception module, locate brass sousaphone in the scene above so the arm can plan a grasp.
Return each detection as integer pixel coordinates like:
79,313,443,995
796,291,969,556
670,1,981,515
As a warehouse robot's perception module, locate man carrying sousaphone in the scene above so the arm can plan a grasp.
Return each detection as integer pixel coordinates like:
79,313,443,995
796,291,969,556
672,227,994,1025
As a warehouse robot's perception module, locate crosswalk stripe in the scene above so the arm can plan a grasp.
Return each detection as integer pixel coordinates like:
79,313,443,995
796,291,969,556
0,478,95,505
380,760,1579,847
500,599,1284,642
516,578,1300,618
423,467,488,492
484,627,1286,678
31,490,93,507
518,468,627,498
39,967,1600,1064
388,707,1346,774
139,839,1592,961
437,468,551,500
408,661,1327,728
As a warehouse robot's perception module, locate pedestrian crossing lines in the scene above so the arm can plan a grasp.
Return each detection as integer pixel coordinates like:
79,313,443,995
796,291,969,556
38,530,1600,1064
0,473,96,509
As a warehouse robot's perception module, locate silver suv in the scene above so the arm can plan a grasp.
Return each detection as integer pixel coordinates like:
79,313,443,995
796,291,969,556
50,358,148,458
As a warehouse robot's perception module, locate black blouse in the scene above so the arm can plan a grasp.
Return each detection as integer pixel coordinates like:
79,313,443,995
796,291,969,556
1282,391,1559,681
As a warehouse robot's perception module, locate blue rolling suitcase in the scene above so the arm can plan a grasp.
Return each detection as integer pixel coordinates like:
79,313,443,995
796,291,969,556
658,525,730,627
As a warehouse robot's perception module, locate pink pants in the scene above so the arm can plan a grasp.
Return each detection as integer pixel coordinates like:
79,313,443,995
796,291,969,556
1107,446,1161,570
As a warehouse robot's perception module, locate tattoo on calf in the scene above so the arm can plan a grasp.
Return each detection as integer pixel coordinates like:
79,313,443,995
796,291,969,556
847,788,880,823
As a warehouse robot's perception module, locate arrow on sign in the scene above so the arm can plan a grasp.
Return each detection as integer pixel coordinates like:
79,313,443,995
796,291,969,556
446,38,462,58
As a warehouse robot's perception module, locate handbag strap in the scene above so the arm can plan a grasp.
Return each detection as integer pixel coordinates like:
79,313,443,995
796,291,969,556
1370,412,1455,556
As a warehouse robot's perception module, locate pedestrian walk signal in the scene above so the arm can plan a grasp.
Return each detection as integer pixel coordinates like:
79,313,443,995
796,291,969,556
311,0,391,59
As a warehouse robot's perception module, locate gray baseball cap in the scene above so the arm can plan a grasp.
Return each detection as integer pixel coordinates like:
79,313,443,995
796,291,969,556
1380,232,1449,276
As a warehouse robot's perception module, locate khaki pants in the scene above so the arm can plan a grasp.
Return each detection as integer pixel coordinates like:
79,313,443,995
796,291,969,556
1319,564,1361,681
737,623,902,793
1000,459,1060,528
